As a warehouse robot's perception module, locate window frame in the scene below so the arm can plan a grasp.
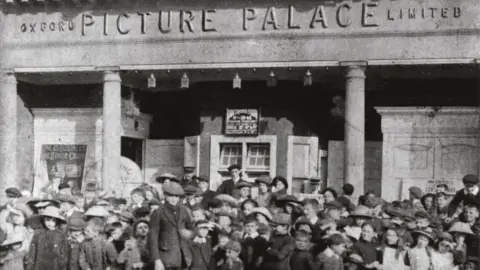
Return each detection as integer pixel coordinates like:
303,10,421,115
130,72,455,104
210,135,277,189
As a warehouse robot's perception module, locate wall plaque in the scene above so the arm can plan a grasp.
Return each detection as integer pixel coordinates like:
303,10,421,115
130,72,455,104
225,109,259,136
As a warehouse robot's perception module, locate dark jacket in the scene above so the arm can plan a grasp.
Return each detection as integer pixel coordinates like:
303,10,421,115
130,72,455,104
25,228,69,270
448,188,480,216
289,249,315,270
201,190,218,209
148,203,194,269
240,235,268,269
216,179,235,196
351,238,380,264
67,240,81,270
260,234,296,270
190,238,216,270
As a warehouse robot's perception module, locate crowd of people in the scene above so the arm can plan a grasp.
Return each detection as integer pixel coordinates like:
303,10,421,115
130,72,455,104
0,163,479,270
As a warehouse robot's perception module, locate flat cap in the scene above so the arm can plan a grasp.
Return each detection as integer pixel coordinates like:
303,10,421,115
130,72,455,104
195,176,209,183
227,164,241,171
414,211,430,220
324,200,343,210
409,186,423,199
118,211,134,223
184,185,198,195
58,183,70,190
184,166,195,173
55,194,76,204
271,213,291,226
234,181,253,190
255,175,272,185
463,174,479,186
5,188,22,198
257,223,270,234
225,240,242,252
163,182,185,196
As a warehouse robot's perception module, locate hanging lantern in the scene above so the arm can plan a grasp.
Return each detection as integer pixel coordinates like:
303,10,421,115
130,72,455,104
181,73,189,89
148,73,156,88
303,69,312,86
233,73,241,89
266,70,277,88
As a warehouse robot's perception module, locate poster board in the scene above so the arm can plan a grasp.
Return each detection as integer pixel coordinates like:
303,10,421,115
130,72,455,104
225,109,259,136
41,144,87,192
401,179,462,199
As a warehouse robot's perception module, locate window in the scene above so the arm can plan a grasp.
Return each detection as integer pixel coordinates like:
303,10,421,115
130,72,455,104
247,144,270,170
220,144,242,169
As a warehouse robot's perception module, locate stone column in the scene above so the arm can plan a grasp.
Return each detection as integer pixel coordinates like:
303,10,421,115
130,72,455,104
0,72,17,200
342,62,366,197
102,71,122,192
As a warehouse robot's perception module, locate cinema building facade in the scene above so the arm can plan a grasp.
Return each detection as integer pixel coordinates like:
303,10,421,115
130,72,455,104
1,0,479,202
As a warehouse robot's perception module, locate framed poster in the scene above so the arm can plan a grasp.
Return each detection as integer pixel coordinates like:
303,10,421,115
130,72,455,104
41,144,87,191
225,109,259,136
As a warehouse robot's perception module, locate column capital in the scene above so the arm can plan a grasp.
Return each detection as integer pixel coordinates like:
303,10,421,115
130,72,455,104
103,70,121,83
341,62,366,79
0,70,17,84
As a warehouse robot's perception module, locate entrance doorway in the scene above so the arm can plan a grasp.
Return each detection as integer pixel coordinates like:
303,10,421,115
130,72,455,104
121,137,143,169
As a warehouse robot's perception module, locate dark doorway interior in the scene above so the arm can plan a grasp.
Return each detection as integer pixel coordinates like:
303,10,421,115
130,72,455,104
121,137,143,168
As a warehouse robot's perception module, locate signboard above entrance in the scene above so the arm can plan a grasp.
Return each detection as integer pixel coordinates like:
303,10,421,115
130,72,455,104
225,109,259,136
9,0,473,41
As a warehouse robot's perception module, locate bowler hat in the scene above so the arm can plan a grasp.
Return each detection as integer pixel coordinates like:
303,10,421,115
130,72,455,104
255,175,271,185
463,174,479,186
163,182,185,196
409,186,423,199
349,205,372,219
234,181,253,190
251,207,273,221
5,188,22,198
58,183,70,190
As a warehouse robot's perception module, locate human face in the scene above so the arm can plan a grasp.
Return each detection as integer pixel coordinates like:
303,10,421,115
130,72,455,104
361,224,375,242
150,205,160,212
275,224,288,235
131,193,145,205
230,169,240,179
354,218,366,227
303,204,316,217
111,228,123,240
12,213,25,226
416,235,429,248
385,229,398,245
328,209,341,220
106,215,119,224
197,227,209,238
44,217,57,231
324,191,335,203
136,222,149,237
424,197,433,209
436,186,446,194
218,216,231,229
199,181,208,191
295,236,310,250
218,235,229,247
240,187,250,198
438,240,451,254
416,218,429,229
84,226,98,239
464,207,479,223
226,249,240,259
244,222,258,235
70,230,84,242
243,202,255,216
192,209,206,222
318,194,325,207
259,183,268,193
331,243,346,256
285,204,293,214
437,195,447,208
454,233,465,244
298,224,312,234
145,190,154,201
406,220,417,230
7,197,18,206
37,207,46,214
60,202,73,213
165,195,180,206
465,185,477,194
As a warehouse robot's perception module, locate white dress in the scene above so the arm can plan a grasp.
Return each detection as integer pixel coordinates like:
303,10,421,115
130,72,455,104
430,251,458,270
382,246,407,270
408,247,431,270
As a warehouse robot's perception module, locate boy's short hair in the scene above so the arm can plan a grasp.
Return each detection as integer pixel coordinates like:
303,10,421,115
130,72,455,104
436,184,448,189
243,215,258,225
304,199,320,210
342,184,354,196
327,233,346,246
130,188,145,197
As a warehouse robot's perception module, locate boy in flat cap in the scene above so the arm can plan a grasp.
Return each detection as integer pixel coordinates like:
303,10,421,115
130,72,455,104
217,165,243,196
190,220,215,270
149,182,194,270
260,213,295,270
218,240,243,270
447,174,480,221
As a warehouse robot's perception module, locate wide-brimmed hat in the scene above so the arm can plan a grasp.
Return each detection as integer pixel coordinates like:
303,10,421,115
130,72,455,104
55,194,76,205
255,175,271,185
41,206,66,222
449,222,474,235
346,254,364,264
184,185,198,195
324,200,343,210
118,211,134,223
5,188,22,198
412,229,435,242
217,210,236,220
163,182,185,196
251,207,273,221
68,212,86,231
215,194,238,207
27,198,60,209
271,213,291,226
349,205,372,219
276,195,303,206
84,206,110,217
240,198,258,210
0,234,23,247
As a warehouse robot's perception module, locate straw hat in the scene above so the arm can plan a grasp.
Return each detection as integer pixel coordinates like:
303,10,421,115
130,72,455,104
271,213,291,226
215,194,238,207
448,222,474,235
251,207,273,221
0,234,23,247
41,206,66,222
84,206,110,217
412,229,435,242
349,205,372,219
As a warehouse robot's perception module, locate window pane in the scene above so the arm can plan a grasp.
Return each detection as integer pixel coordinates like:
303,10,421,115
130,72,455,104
247,144,270,169
220,143,242,168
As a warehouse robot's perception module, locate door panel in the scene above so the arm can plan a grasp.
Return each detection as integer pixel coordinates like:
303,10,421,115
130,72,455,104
287,136,319,194
144,140,184,183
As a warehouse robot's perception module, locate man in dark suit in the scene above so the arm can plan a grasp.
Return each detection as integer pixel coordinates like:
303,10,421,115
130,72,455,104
149,182,194,270
447,174,480,220
216,164,242,196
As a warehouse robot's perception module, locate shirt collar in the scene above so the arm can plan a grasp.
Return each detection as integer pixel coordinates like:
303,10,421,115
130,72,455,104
309,216,319,224
245,232,259,239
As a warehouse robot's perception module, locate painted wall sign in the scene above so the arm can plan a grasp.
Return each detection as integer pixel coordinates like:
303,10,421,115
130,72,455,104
12,1,465,38
225,109,259,136
41,144,87,191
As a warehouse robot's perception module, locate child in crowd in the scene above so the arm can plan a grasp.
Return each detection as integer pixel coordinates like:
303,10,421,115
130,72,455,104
260,213,295,270
0,234,27,270
67,213,86,270
190,220,214,270
218,240,243,270
25,206,69,270
317,233,347,270
79,218,118,270
289,230,315,270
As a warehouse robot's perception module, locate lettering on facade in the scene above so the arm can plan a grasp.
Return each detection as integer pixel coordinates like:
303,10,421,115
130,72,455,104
18,3,462,36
